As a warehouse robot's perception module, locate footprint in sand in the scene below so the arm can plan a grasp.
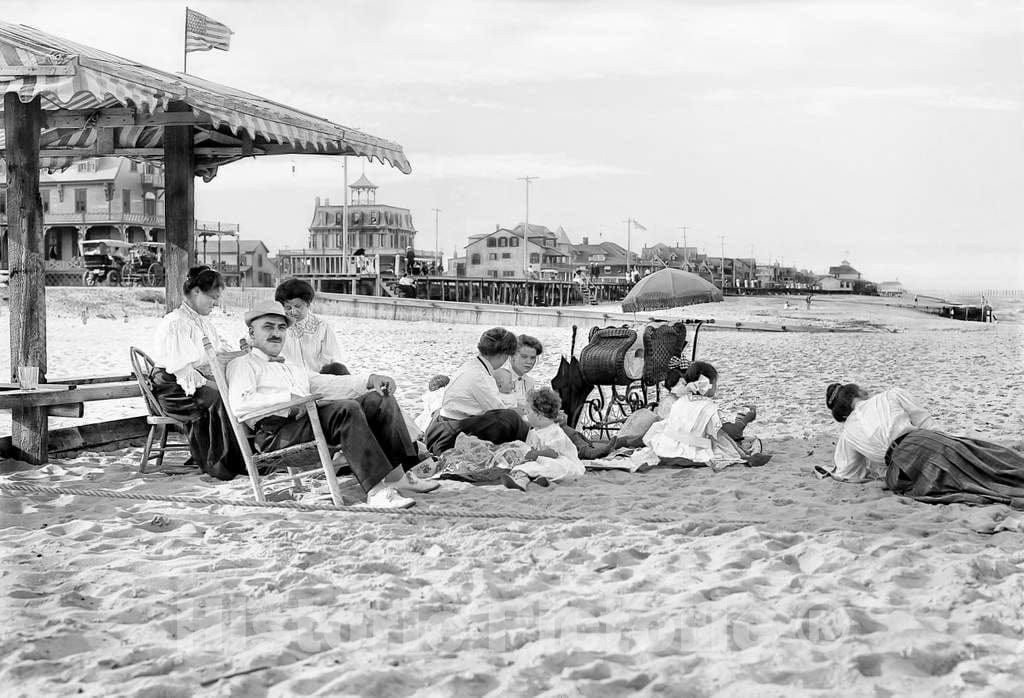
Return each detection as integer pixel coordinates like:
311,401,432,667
597,549,651,569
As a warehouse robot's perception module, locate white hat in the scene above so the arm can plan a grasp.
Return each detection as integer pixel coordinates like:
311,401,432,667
244,300,293,327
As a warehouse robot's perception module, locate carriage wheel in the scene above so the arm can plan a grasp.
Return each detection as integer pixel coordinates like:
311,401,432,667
148,263,164,287
106,269,121,286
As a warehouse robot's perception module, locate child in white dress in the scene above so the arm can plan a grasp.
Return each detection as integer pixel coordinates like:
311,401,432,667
643,362,768,469
503,388,586,490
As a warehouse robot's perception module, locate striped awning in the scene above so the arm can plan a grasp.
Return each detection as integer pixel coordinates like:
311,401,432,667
0,21,411,174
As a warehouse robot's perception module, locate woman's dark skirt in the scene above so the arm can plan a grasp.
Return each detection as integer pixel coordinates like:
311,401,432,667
151,369,245,480
423,409,529,456
885,429,1024,507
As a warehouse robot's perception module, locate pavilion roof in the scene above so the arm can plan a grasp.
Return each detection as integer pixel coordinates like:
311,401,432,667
0,21,411,177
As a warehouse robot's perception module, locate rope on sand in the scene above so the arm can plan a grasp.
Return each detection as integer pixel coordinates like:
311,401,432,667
0,482,721,526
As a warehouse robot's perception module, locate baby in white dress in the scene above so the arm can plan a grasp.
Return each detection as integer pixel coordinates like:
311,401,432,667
503,387,586,490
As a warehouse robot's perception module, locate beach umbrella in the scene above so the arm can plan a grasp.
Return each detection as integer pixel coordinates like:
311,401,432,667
621,268,723,313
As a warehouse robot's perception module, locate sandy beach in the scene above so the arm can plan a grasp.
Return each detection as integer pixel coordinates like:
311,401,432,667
2,289,1024,696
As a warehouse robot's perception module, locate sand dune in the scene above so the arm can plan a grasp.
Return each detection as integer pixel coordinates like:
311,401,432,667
1,290,1023,696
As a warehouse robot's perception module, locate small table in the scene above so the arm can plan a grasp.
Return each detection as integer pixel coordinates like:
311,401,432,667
0,381,142,464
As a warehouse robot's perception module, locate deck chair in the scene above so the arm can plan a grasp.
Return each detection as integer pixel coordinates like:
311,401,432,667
129,346,192,473
202,338,346,506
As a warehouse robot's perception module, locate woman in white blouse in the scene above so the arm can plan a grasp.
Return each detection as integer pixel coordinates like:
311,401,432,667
151,266,244,479
424,327,530,455
822,383,1024,506
274,278,395,401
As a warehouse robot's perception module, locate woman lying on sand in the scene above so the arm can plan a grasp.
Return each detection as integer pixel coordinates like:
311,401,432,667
642,361,770,469
821,383,1024,506
150,266,245,479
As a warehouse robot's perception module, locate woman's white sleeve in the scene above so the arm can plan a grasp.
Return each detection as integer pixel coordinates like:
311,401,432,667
156,319,207,396
832,433,870,481
894,389,936,430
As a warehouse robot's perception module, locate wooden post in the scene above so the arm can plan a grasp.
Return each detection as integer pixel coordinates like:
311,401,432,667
163,102,195,312
4,94,48,463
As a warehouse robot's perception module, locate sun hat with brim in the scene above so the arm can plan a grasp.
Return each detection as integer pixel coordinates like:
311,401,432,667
244,300,294,327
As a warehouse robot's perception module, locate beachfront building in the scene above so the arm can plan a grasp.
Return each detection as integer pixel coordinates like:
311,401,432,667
459,223,572,279
640,243,702,274
0,156,164,267
196,239,277,287
878,280,906,297
278,174,440,281
828,260,861,287
568,237,637,279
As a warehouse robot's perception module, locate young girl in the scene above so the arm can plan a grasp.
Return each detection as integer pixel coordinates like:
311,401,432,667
822,382,1024,506
503,388,586,490
642,361,767,469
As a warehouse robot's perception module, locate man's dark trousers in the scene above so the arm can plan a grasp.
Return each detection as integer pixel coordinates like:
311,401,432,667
255,392,417,492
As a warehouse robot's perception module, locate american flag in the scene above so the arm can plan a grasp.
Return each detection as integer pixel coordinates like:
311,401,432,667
185,8,233,53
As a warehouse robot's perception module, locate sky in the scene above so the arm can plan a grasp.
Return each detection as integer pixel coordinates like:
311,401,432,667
9,0,1024,291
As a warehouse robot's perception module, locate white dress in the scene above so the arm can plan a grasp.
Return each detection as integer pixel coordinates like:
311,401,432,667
517,422,586,482
643,394,745,466
151,304,232,396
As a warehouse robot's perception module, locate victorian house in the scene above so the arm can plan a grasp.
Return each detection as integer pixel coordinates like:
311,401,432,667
457,223,572,279
0,156,164,268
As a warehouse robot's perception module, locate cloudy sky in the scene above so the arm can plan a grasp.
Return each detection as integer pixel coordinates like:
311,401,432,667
11,0,1024,290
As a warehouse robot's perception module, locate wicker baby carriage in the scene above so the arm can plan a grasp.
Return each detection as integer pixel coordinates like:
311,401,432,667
579,326,643,386
641,321,688,384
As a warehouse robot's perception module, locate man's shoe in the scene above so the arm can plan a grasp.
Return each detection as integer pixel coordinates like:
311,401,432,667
357,484,415,509
502,470,529,491
396,472,440,494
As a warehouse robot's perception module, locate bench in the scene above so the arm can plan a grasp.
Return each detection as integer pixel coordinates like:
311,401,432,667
0,375,143,464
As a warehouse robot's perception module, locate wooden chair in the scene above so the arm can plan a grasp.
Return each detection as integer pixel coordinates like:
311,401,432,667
129,346,192,473
202,338,346,506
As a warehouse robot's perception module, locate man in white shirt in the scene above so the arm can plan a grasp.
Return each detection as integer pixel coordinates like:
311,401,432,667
226,301,428,508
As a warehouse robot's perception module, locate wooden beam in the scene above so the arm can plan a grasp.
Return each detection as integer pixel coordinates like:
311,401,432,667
95,127,115,154
163,102,195,312
3,93,48,464
36,146,266,159
0,63,76,77
43,107,134,129
135,112,211,127
38,147,164,158
0,382,141,409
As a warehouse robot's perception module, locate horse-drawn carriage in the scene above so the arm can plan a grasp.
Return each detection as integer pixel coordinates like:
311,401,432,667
79,239,164,287
120,243,165,287
556,318,712,440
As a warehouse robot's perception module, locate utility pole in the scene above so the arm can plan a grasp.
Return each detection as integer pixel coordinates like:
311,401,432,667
518,176,538,278
432,208,441,273
676,226,689,268
626,218,632,279
719,235,726,288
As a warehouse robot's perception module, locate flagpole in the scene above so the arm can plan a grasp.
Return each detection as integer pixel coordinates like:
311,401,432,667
626,218,632,280
342,156,349,272
183,7,189,74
